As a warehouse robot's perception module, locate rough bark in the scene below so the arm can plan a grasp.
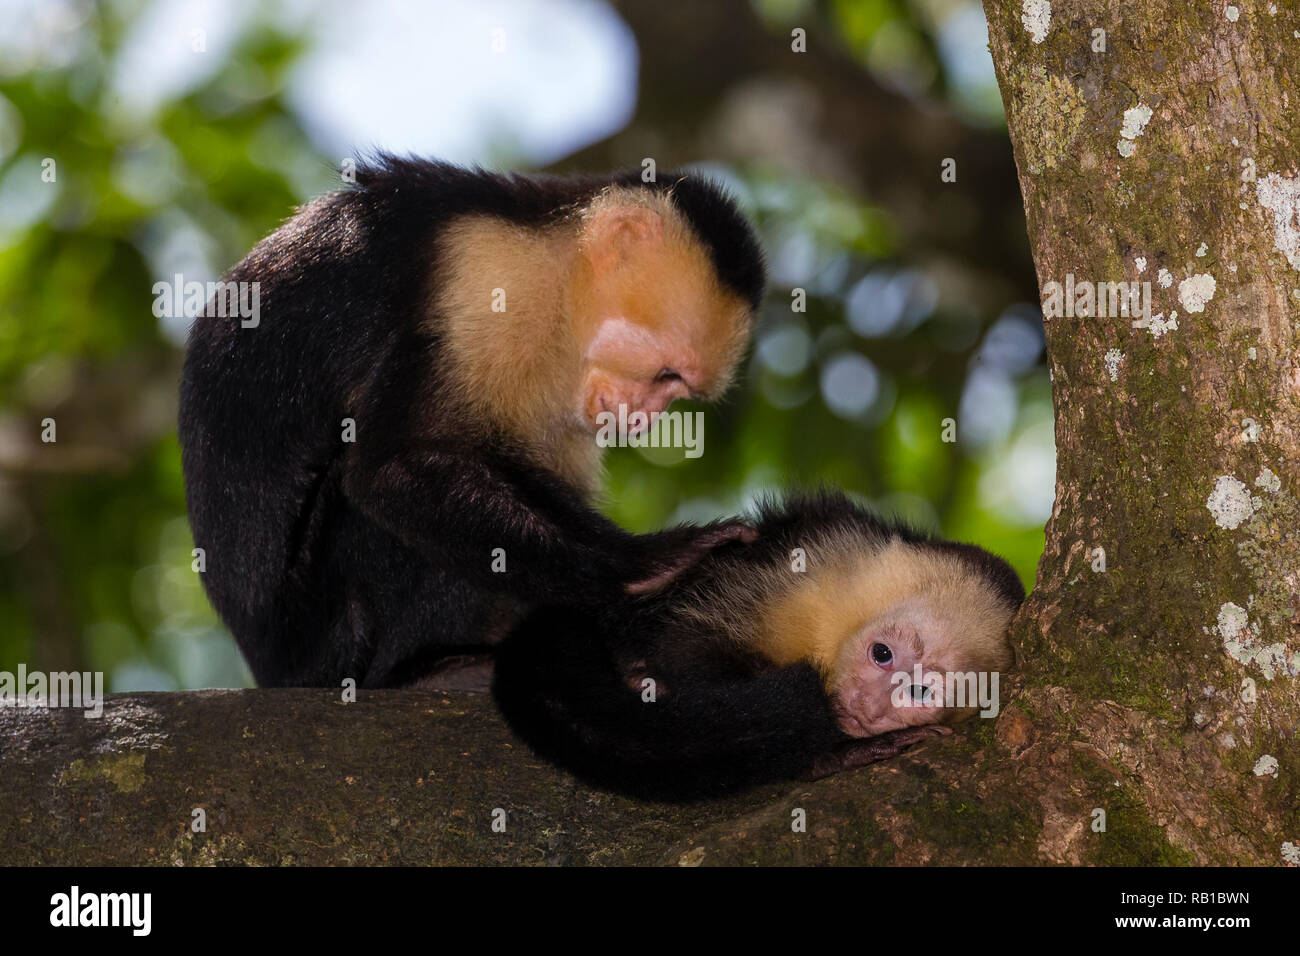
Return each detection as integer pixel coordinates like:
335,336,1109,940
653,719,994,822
0,690,1039,866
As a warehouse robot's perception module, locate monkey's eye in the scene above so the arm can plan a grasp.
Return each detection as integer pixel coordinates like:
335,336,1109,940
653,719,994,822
909,684,934,704
655,368,683,383
870,642,892,665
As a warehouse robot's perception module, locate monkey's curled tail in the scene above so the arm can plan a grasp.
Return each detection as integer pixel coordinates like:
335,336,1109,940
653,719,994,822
491,605,845,801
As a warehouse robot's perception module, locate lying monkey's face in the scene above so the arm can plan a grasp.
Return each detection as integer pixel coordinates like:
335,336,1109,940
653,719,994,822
829,603,965,737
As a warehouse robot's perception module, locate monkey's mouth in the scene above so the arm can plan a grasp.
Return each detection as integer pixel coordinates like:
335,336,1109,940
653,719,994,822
831,699,871,738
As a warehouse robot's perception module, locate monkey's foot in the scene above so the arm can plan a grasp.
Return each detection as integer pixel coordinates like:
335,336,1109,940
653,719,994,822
804,725,952,781
408,654,496,694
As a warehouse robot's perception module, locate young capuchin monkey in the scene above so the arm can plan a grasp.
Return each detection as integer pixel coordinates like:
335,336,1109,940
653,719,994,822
492,491,1024,800
178,156,764,687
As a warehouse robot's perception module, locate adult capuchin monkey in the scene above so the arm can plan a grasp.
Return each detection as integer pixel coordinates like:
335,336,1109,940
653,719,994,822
179,156,764,688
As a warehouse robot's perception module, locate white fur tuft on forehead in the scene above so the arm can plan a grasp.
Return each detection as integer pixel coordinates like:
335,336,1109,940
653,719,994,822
578,187,689,243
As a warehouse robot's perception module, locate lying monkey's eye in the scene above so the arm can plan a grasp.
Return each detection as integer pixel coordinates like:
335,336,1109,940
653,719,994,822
870,642,892,665
909,684,933,703
656,368,683,383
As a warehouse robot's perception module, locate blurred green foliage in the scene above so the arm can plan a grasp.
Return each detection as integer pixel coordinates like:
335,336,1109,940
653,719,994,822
0,0,1049,690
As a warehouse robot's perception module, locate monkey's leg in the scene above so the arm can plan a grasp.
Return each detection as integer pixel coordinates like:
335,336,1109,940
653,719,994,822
804,725,952,781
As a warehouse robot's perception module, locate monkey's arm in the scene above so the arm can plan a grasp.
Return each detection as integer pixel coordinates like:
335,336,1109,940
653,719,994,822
345,440,747,603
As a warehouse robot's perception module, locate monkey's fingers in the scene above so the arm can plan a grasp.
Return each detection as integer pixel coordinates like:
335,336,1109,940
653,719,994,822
625,566,690,595
625,522,758,595
804,725,952,780
624,553,707,595
695,522,758,548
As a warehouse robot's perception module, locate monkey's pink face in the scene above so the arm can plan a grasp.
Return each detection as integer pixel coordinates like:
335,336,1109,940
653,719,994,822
578,318,702,431
830,621,947,737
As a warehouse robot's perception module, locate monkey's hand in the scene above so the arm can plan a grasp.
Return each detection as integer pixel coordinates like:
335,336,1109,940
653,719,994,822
625,521,758,595
803,725,952,781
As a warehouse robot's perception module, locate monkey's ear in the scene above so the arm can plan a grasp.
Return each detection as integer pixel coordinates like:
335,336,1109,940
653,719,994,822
583,205,663,274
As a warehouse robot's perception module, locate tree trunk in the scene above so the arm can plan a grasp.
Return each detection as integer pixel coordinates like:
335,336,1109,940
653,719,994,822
980,0,1299,863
